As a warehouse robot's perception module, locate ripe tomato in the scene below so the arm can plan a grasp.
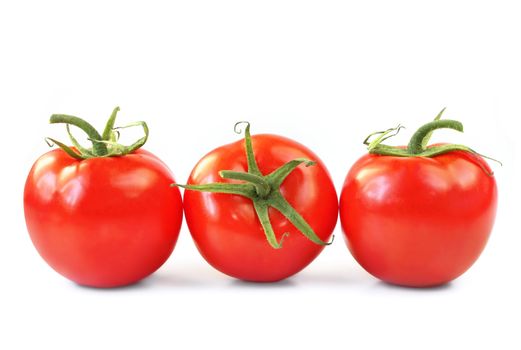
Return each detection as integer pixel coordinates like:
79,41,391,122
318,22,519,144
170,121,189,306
340,114,498,287
23,108,183,287
181,123,338,282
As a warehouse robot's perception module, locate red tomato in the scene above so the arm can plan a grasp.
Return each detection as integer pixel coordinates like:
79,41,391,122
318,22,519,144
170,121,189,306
24,109,183,288
340,118,498,287
183,131,338,282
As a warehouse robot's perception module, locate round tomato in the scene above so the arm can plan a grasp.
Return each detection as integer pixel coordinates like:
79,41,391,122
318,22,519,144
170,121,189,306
23,108,183,287
180,123,338,282
340,114,498,287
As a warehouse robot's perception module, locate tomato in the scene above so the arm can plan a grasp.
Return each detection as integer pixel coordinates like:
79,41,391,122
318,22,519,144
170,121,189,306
23,108,183,287
179,123,338,282
339,114,498,287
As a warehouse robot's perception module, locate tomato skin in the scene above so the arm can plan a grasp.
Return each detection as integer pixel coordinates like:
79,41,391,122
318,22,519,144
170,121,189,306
24,148,183,288
184,134,338,282
340,150,497,287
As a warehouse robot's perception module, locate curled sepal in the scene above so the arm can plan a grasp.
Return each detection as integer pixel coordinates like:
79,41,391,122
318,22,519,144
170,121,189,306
110,130,121,142
363,125,405,152
45,137,86,160
77,122,148,157
112,121,149,155
66,125,95,157
269,192,332,246
46,107,149,159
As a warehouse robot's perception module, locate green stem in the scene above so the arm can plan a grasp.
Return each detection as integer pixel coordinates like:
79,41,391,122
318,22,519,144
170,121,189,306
47,107,149,159
219,170,270,198
421,107,445,148
362,110,500,175
175,122,330,249
407,119,463,154
50,114,107,155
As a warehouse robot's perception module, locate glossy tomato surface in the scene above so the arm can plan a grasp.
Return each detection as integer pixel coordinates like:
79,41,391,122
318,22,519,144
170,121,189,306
184,134,338,282
24,148,183,287
340,150,497,287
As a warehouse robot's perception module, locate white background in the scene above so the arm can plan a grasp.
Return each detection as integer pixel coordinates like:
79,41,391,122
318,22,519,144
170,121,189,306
1,1,520,349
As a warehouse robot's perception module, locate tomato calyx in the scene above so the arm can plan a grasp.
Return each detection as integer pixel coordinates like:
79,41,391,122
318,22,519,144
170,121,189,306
363,108,501,172
45,106,149,160
173,122,333,249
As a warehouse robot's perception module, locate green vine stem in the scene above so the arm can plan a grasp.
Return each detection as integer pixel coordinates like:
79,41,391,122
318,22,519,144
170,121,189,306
46,106,149,159
363,108,502,173
50,114,107,155
407,119,463,155
172,122,333,249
